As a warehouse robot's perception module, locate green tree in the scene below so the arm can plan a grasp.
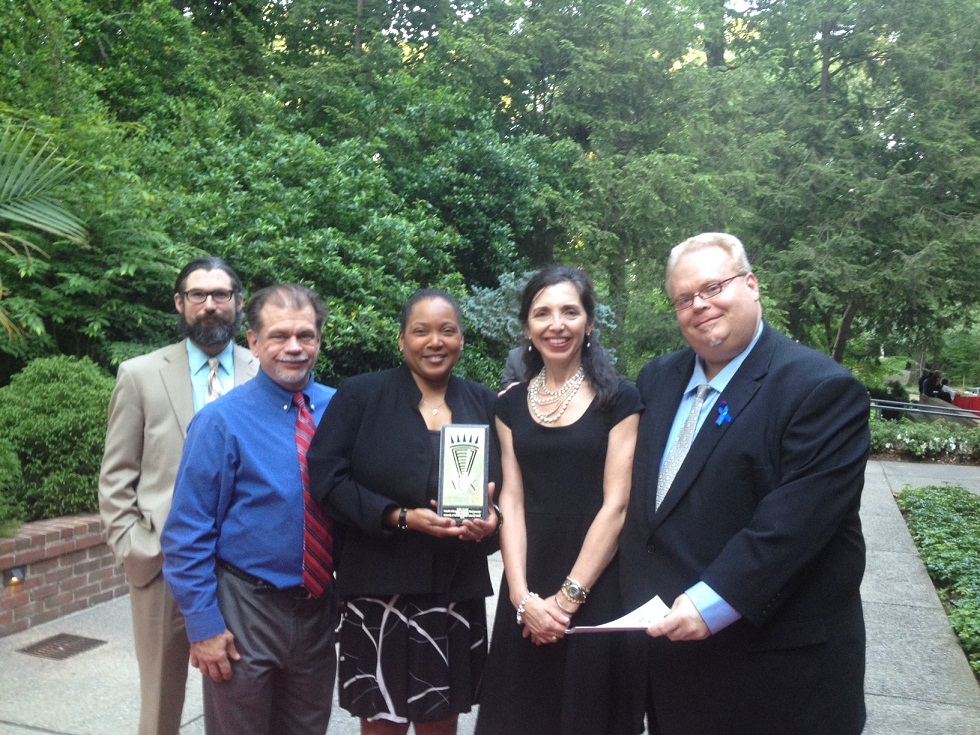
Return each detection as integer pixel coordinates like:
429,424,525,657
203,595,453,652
740,0,980,361
3,0,979,390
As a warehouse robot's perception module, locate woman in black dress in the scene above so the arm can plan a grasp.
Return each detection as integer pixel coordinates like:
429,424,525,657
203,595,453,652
308,289,501,735
475,266,642,735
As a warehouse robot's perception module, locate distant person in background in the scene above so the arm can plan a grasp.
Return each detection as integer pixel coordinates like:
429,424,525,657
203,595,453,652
918,369,929,396
500,344,529,391
939,378,955,403
922,370,941,398
98,256,256,735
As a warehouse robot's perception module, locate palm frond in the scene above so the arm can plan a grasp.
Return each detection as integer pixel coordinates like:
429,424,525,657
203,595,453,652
0,196,89,245
0,124,88,247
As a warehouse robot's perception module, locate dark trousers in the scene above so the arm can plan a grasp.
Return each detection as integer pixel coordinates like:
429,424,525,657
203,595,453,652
204,565,337,735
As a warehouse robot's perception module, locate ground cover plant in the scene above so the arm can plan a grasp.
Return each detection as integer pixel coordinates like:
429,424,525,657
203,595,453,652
896,485,980,679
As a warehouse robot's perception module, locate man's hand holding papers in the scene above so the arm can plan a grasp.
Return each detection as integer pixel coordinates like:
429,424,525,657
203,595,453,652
566,595,669,634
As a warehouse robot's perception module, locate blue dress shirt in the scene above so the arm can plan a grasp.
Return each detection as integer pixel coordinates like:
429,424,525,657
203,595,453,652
162,369,336,642
661,321,764,633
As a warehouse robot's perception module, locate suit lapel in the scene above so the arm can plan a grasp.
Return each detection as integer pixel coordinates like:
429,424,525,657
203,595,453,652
232,344,258,385
156,342,256,441
652,326,777,525
159,342,194,439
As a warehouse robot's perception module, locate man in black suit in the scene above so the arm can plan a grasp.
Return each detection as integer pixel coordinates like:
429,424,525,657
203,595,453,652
621,232,870,734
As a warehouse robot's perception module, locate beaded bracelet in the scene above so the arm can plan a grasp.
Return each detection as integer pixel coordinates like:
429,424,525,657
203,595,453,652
516,592,538,625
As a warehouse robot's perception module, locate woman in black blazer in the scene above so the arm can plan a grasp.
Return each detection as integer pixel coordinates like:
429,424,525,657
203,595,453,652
308,288,501,735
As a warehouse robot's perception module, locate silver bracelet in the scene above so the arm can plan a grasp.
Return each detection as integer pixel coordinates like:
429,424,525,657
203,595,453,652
516,592,538,625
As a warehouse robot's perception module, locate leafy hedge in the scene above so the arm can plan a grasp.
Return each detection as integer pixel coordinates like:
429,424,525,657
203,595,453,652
896,485,980,677
0,436,22,534
0,355,113,526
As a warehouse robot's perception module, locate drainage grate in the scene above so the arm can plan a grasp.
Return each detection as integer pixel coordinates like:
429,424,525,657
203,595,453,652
18,633,107,660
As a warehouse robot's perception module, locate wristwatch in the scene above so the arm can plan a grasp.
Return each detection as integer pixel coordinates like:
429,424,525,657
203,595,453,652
561,577,589,604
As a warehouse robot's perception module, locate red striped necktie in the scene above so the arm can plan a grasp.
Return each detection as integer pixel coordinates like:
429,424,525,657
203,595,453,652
292,392,334,598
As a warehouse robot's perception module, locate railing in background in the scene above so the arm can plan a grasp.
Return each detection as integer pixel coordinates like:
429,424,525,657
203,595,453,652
870,398,980,424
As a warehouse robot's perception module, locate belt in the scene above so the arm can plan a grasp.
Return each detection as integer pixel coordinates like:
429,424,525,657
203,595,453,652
215,559,311,599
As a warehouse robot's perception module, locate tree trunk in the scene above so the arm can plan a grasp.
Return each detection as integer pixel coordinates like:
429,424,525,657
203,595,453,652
703,0,727,68
606,240,629,353
355,0,364,54
831,300,859,363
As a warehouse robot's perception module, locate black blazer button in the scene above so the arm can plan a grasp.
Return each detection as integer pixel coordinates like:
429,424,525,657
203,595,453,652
646,544,656,554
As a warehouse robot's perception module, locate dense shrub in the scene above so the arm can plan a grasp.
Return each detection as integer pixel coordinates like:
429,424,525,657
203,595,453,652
0,436,23,535
896,486,980,677
0,356,113,521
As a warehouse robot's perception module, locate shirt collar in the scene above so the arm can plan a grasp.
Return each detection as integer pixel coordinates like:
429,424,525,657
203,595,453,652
254,368,317,411
684,320,765,396
186,339,234,375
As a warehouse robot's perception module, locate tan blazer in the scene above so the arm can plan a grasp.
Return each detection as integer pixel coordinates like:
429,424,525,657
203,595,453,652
98,341,257,588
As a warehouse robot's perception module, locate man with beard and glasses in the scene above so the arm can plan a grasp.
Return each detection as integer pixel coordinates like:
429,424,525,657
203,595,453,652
99,256,258,735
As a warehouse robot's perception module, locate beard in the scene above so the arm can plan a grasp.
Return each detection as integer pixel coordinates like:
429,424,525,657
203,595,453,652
179,311,243,349
273,364,312,388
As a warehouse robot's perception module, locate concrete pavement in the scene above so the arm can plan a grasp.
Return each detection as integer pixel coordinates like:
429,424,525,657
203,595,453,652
0,460,978,734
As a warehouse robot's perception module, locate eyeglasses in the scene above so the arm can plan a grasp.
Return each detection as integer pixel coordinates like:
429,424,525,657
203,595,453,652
181,289,236,304
670,273,747,311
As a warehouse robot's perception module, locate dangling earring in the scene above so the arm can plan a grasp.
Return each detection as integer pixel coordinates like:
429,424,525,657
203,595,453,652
586,333,591,349
528,343,533,352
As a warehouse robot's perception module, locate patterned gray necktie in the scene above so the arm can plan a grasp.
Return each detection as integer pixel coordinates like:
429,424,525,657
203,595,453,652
205,357,223,403
656,383,710,509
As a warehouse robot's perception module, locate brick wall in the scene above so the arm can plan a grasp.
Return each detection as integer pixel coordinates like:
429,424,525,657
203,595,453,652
0,515,128,638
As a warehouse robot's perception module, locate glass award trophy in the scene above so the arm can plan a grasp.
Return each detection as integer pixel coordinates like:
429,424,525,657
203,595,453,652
438,424,490,522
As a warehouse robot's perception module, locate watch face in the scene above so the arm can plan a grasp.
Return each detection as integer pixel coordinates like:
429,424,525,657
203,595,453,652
564,581,586,600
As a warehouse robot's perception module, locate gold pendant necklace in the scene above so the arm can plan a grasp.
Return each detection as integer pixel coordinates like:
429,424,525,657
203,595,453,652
420,397,446,415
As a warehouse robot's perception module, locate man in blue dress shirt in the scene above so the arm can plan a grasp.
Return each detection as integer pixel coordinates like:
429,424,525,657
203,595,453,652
162,283,337,735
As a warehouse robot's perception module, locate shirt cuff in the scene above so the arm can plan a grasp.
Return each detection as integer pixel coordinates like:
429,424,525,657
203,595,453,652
686,581,742,634
183,604,228,643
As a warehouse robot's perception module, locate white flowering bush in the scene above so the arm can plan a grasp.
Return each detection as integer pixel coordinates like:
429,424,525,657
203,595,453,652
871,414,980,462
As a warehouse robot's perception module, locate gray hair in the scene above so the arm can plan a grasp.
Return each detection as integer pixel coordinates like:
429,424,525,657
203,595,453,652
246,284,327,334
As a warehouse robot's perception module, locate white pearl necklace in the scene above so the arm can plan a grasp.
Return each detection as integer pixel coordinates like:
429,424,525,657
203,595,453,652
528,366,585,424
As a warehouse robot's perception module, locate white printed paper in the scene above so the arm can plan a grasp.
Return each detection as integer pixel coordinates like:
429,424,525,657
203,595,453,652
565,595,670,634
